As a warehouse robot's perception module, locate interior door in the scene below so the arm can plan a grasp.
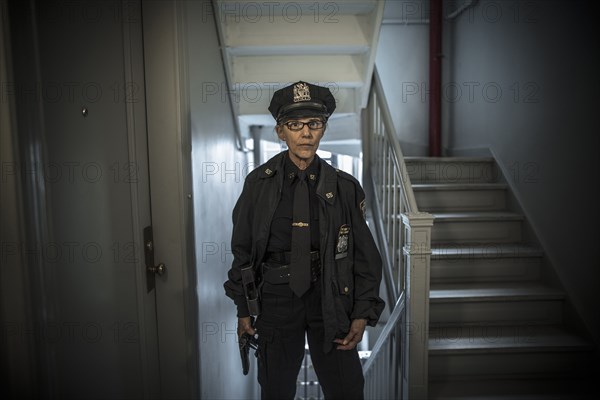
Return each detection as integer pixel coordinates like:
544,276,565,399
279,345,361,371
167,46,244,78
3,0,201,397
6,0,161,398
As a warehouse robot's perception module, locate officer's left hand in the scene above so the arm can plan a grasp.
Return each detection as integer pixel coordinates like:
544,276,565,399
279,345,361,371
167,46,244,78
334,318,367,350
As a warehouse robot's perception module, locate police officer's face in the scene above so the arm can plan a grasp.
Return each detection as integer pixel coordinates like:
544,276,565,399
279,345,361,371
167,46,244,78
276,117,325,168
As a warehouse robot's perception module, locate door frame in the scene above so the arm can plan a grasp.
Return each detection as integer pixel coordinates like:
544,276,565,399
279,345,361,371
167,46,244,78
122,0,162,398
141,1,200,398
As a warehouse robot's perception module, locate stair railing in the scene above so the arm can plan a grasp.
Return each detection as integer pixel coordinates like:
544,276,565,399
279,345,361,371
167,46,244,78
361,67,433,399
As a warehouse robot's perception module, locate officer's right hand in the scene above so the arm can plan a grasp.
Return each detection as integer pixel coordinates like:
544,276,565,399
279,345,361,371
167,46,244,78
237,317,256,339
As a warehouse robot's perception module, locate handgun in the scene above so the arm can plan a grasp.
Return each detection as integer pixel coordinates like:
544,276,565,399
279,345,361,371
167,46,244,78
239,331,259,375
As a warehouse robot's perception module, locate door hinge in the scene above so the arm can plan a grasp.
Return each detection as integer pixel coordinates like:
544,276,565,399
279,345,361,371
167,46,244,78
144,226,167,292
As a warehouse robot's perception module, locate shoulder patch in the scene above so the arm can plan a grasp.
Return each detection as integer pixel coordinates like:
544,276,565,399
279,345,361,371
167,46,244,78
360,199,367,220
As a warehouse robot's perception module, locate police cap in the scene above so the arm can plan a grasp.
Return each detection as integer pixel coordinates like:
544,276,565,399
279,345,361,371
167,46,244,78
268,81,336,122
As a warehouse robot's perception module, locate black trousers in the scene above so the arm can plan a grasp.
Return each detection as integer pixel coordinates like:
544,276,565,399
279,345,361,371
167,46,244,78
255,279,364,400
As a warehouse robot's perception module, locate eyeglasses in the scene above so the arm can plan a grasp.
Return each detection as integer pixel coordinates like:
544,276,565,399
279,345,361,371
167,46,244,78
282,120,325,131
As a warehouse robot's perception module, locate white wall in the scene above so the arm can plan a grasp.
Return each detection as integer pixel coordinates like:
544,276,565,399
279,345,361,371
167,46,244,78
185,1,260,398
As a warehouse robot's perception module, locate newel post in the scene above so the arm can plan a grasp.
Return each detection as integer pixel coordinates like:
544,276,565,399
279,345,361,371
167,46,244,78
402,212,434,399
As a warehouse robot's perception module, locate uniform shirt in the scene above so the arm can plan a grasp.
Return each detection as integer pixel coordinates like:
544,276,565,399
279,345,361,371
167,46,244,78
266,153,321,253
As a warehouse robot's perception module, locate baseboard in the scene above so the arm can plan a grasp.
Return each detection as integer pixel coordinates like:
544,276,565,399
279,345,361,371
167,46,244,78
446,146,493,157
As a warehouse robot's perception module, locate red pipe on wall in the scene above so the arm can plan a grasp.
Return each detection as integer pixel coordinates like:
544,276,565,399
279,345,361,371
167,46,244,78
429,0,442,157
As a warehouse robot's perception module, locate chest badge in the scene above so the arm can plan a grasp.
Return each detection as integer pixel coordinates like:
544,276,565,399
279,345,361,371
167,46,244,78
335,224,350,259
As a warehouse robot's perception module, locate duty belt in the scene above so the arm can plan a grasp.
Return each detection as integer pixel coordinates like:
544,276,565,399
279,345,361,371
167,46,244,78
262,251,321,285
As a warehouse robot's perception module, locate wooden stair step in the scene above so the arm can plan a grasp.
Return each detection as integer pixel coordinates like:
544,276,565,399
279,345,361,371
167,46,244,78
430,282,564,303
430,243,544,283
431,243,543,259
429,325,593,354
429,377,598,400
413,183,508,212
405,156,496,162
432,211,524,222
413,183,508,191
427,212,524,243
429,283,565,325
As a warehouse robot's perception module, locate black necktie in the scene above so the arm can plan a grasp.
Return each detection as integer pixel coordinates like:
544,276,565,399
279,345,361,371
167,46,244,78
290,171,311,297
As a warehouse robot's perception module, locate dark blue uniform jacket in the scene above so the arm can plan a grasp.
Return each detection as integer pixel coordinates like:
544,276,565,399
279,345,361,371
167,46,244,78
224,152,385,353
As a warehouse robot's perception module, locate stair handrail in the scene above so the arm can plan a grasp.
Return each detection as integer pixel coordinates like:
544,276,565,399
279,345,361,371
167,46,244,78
362,67,433,399
362,293,406,399
371,68,419,213
210,0,249,153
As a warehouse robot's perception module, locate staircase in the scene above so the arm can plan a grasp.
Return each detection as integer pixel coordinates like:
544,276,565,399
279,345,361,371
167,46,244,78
404,156,598,399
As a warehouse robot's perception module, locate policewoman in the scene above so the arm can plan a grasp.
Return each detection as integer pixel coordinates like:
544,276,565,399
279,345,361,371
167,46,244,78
224,81,384,399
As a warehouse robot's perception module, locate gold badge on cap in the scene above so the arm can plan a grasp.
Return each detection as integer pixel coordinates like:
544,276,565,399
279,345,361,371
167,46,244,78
335,224,350,259
293,82,311,103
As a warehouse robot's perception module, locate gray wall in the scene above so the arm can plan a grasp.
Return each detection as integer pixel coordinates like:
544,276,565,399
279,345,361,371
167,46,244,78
377,0,599,341
185,1,259,398
446,0,599,341
376,22,429,156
